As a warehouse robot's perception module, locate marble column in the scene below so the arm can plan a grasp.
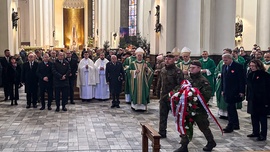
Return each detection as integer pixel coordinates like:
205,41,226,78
257,0,270,50
176,0,202,56
211,0,236,54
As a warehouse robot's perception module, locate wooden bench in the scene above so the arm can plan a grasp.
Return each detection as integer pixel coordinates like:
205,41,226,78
141,123,161,152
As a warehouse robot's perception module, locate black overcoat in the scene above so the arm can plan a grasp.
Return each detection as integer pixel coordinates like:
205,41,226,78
7,63,21,85
36,61,53,88
52,60,71,88
246,70,270,115
105,61,125,94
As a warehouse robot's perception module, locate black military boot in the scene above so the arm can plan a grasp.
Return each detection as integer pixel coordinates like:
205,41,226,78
203,141,216,151
14,100,18,105
158,131,166,138
174,145,188,152
11,100,13,106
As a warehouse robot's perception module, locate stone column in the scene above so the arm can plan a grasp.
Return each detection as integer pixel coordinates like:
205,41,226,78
149,0,159,55
35,0,43,46
176,0,202,56
211,0,236,54
98,0,109,47
43,0,54,46
29,0,36,46
137,0,151,40
257,0,270,50
88,0,93,38
0,0,9,55
1,0,19,55
120,0,129,28
158,0,176,55
242,0,257,49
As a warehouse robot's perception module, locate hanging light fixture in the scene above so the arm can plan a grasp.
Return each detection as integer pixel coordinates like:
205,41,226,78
63,0,84,9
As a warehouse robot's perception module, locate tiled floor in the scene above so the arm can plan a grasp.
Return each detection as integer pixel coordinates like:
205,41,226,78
0,87,269,152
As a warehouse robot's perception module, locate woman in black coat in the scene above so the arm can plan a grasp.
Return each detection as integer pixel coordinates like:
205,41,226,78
246,59,270,141
7,56,21,105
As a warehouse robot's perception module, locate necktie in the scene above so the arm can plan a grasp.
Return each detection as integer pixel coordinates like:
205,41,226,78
30,62,32,69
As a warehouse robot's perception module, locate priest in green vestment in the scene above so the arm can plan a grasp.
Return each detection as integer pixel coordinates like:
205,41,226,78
177,47,192,78
123,49,137,103
263,52,270,73
232,49,246,67
199,51,216,96
215,59,228,118
126,47,153,110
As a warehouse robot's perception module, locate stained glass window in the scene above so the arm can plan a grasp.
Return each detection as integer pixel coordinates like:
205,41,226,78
129,0,137,36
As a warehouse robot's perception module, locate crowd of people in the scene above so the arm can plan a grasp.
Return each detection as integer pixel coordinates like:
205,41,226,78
0,47,153,111
0,44,270,151
153,45,270,152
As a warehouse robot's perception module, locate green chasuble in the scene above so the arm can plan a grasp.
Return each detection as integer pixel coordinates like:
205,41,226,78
127,60,154,108
123,56,137,94
215,60,242,111
263,61,270,74
199,58,216,96
177,60,191,78
175,58,182,65
234,56,245,67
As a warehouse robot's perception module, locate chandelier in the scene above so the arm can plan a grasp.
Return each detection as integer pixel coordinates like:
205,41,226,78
63,0,84,9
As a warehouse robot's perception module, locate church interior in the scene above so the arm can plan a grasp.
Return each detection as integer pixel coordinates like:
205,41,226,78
0,0,270,151
1,0,269,57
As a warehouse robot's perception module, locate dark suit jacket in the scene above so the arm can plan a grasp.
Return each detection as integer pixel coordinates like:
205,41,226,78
221,61,245,103
52,60,71,87
22,61,39,93
105,61,125,94
36,61,53,88
65,58,78,80
0,57,10,82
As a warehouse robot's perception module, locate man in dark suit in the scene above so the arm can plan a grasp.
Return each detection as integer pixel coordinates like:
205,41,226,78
221,53,245,133
105,55,125,108
22,53,39,108
52,52,71,112
65,50,78,104
36,53,53,110
1,49,11,101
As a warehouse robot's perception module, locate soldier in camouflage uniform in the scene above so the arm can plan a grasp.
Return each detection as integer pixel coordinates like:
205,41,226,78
156,53,184,138
174,60,216,152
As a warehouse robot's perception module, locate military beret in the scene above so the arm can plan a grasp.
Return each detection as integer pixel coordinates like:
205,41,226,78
191,60,202,67
165,53,175,58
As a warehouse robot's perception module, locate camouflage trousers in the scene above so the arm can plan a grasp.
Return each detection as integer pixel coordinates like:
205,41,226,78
180,114,214,145
159,95,171,135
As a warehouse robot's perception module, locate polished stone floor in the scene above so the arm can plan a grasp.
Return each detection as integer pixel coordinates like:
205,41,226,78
0,88,269,152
